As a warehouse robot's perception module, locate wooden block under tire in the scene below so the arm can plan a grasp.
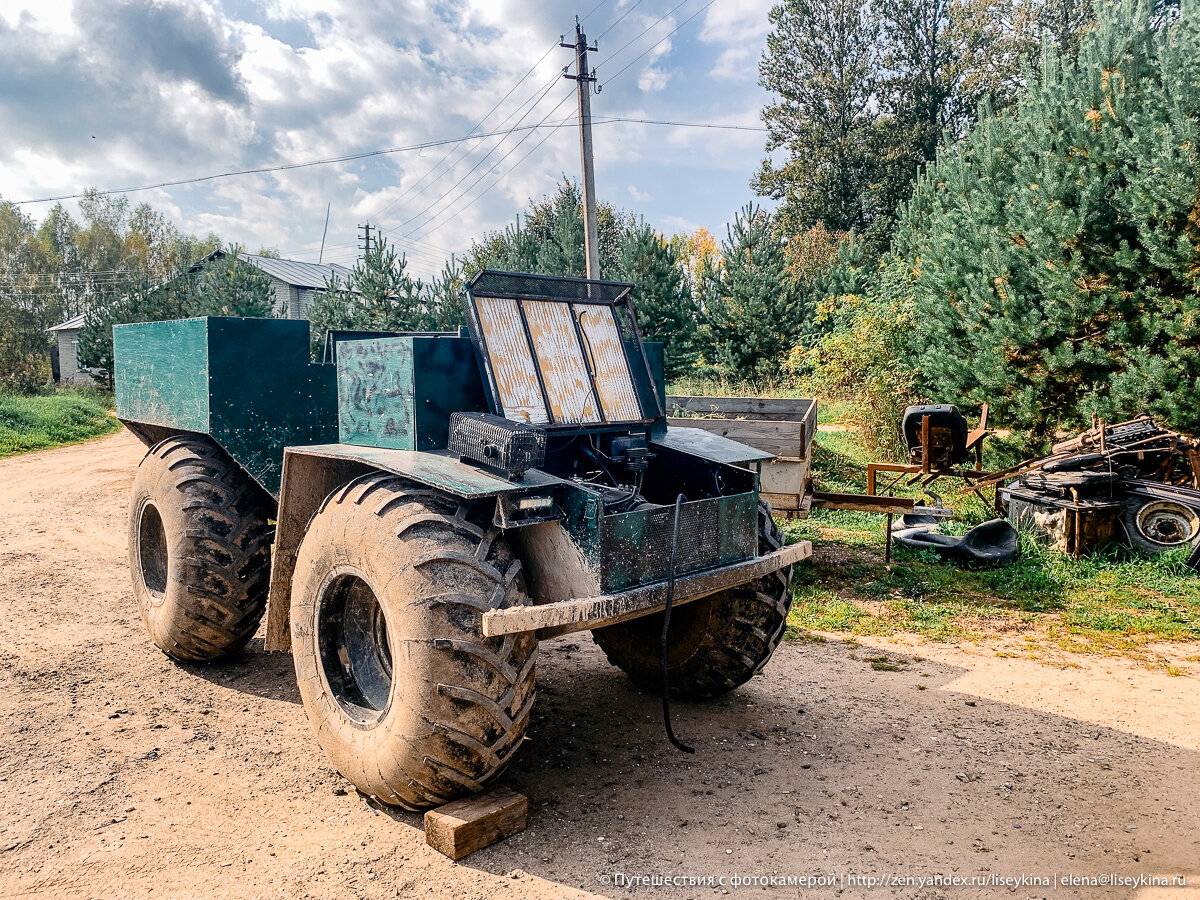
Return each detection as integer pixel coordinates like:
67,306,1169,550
424,786,528,860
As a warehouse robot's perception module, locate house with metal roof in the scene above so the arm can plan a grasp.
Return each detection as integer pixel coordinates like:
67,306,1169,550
200,250,354,320
50,252,354,384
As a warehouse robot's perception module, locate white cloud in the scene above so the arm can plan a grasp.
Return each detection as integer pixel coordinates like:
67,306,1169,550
0,0,775,279
699,0,772,82
637,65,671,92
660,214,701,236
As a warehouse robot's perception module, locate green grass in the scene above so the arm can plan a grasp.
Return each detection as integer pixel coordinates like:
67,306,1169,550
784,426,1200,658
0,389,119,457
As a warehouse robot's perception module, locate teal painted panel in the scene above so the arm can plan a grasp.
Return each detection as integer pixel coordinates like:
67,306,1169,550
295,444,561,498
600,492,757,592
336,337,417,450
116,316,339,497
207,318,339,495
114,318,211,433
412,337,489,450
337,335,489,451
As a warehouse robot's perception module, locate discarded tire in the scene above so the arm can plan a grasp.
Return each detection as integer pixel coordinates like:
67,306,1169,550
1122,497,1200,554
290,473,537,809
892,518,1019,567
128,435,275,662
592,503,793,700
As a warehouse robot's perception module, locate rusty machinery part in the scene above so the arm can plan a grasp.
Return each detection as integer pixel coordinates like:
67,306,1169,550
128,434,274,662
591,503,792,700
1019,469,1117,497
971,415,1200,496
289,472,537,810
902,404,969,467
1122,498,1200,554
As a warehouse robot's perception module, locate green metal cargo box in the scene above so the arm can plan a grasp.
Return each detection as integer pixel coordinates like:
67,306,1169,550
114,317,337,496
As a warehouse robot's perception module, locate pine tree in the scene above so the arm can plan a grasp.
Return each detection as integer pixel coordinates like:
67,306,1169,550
700,205,806,379
77,271,186,387
422,257,467,331
621,222,699,378
467,181,637,279
183,250,274,317
306,235,425,356
894,0,1200,434
77,247,276,384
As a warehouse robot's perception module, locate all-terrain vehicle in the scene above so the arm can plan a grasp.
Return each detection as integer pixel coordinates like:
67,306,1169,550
115,271,811,809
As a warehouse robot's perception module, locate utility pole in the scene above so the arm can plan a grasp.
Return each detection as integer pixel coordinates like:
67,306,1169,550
358,222,374,259
562,19,600,280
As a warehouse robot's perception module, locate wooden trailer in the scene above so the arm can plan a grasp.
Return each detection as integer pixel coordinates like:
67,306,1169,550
666,396,817,518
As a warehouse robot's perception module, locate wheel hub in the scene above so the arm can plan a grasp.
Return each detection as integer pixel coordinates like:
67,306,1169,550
137,502,168,598
1135,500,1199,549
316,574,393,726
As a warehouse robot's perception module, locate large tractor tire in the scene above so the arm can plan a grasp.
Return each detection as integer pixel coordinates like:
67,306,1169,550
128,435,274,662
592,503,793,700
290,472,538,810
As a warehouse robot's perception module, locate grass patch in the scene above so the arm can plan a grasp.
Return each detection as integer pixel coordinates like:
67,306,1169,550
783,429,1200,658
0,389,119,457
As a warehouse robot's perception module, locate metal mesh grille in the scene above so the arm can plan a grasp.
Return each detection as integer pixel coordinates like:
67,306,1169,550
600,494,757,591
447,412,546,478
470,270,632,304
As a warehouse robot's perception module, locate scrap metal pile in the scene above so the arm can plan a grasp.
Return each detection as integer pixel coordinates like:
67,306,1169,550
986,416,1200,567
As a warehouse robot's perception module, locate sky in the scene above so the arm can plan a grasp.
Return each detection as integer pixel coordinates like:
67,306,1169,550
0,0,775,277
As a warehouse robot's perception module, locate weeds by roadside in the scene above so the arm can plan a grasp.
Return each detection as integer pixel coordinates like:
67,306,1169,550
783,420,1200,663
0,388,119,457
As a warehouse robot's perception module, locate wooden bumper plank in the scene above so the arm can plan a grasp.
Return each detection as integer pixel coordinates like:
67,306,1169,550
482,540,812,638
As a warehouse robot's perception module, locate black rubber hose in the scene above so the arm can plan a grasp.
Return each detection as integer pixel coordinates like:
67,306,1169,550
660,493,695,754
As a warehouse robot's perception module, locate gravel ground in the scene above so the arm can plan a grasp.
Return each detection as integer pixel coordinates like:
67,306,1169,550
0,430,1197,899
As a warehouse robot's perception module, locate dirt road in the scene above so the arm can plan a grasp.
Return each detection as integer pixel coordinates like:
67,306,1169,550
1,431,1197,899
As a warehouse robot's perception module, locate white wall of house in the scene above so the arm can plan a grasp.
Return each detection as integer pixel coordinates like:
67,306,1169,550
55,329,96,385
266,278,295,318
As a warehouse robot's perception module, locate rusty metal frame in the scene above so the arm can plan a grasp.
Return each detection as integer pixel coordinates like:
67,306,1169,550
461,269,660,431
863,409,1000,561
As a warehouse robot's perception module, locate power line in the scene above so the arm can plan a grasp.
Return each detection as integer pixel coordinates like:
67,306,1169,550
387,81,573,236
596,0,647,40
594,115,764,131
12,120,595,205
12,116,754,212
278,116,757,262
580,0,610,25
375,71,568,232
600,0,719,88
597,0,694,68
363,40,561,225
409,104,577,243
399,100,577,241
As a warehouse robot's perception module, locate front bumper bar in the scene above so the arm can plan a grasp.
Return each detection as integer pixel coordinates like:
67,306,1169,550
482,539,812,640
